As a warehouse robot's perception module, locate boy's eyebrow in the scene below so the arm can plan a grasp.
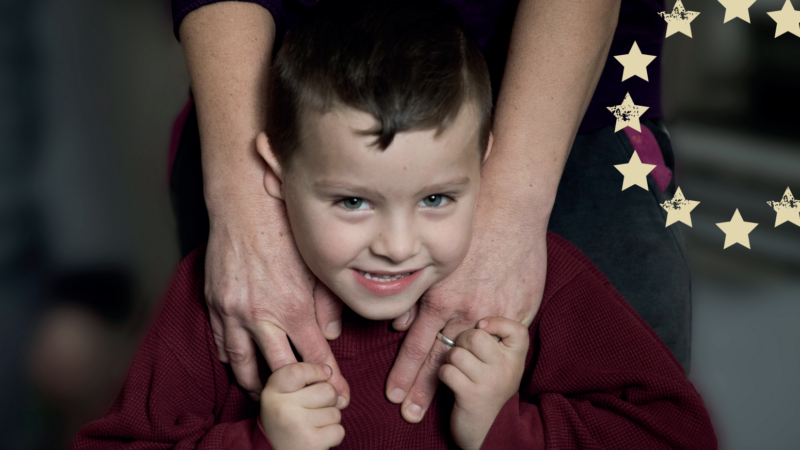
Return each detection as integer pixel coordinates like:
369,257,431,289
313,176,471,198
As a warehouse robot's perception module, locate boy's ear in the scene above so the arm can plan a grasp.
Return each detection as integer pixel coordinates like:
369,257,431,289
482,132,494,165
256,132,285,200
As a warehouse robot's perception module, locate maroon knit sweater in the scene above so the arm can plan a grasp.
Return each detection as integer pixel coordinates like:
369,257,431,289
73,232,716,449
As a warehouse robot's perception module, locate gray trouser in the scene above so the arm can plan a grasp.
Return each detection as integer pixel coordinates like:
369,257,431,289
548,118,691,373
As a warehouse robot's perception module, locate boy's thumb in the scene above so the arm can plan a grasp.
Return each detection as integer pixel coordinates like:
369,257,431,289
477,317,528,349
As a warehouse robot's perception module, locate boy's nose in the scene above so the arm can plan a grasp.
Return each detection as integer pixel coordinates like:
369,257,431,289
370,217,421,264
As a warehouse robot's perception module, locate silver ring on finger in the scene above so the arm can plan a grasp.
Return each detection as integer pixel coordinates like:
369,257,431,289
437,331,455,347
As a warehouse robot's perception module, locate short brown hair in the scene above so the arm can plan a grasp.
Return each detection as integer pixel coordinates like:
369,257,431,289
265,0,493,175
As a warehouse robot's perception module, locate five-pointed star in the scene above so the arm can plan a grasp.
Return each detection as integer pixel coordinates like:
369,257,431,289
766,187,800,227
767,0,800,37
661,187,700,227
614,41,657,82
716,209,758,249
607,92,649,132
614,150,656,191
719,0,758,23
658,0,701,38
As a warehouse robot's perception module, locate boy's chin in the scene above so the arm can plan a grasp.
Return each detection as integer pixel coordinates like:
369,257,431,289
346,301,416,322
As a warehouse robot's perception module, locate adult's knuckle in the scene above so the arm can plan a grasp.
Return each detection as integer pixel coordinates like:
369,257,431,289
421,350,447,377
458,301,484,321
402,338,431,362
302,346,330,366
225,347,251,364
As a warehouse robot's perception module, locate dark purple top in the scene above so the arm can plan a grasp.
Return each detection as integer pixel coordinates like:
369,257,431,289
171,0,665,133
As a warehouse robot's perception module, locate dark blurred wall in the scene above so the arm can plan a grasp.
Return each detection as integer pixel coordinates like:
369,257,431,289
661,0,800,448
2,0,187,447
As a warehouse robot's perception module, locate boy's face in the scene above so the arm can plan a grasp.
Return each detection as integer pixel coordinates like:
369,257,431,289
257,103,491,320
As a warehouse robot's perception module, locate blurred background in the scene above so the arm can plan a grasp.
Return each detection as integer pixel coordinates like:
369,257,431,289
0,0,798,448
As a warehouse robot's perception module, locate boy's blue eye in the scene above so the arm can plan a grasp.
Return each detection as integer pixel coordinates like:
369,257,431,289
421,194,448,208
338,194,452,211
341,198,368,210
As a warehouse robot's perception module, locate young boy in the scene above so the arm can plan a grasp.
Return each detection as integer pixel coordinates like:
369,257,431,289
74,0,716,448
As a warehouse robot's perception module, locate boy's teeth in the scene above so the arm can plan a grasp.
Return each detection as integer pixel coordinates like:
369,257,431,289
358,270,413,282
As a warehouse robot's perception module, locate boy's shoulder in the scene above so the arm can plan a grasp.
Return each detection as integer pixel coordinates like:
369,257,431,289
536,231,684,373
149,246,221,391
541,230,616,305
540,230,653,333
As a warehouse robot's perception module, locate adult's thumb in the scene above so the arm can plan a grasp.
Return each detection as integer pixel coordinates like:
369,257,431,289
313,281,345,340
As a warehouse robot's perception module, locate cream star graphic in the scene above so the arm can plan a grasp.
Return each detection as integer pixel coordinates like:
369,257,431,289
658,0,701,38
614,41,657,82
766,187,800,227
614,150,656,191
716,209,758,249
607,92,649,132
767,0,800,38
660,187,700,227
719,0,757,23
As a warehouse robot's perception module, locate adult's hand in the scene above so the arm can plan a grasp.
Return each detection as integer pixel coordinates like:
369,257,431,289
384,0,619,422
204,198,348,406
180,2,349,406
386,186,548,423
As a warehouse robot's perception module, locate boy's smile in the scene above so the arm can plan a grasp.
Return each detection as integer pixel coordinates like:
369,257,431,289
257,102,491,321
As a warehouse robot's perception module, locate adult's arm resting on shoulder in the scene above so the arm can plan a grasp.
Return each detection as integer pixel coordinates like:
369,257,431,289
385,0,622,423
479,233,717,450
177,1,351,404
72,248,277,450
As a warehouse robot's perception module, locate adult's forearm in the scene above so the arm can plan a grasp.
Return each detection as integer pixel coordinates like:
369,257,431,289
179,2,276,220
482,0,620,228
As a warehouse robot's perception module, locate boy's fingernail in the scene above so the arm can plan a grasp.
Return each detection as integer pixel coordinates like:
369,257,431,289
324,364,333,376
336,396,346,409
399,311,410,325
249,392,260,402
407,404,422,420
326,320,341,337
477,319,488,329
388,388,405,403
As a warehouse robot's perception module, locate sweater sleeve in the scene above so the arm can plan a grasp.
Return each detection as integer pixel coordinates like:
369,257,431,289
480,392,545,450
72,247,275,450
481,233,716,449
512,234,717,450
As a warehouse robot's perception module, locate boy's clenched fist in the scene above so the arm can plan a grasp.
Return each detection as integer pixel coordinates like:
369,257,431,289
260,362,345,450
438,317,530,450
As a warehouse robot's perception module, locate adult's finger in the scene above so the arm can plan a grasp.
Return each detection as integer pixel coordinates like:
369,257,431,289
285,318,351,409
251,308,351,408
384,308,447,404
250,320,300,372
208,308,229,363
396,317,474,423
271,362,332,394
222,316,264,395
313,282,344,340
390,301,418,332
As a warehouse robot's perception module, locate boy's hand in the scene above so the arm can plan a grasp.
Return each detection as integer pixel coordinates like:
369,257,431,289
260,363,345,450
438,317,530,450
